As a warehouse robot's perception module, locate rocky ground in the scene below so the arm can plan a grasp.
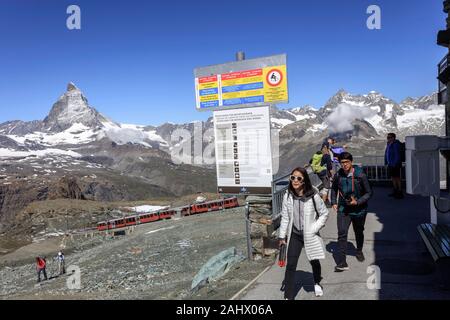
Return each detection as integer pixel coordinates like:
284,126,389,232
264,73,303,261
0,206,273,300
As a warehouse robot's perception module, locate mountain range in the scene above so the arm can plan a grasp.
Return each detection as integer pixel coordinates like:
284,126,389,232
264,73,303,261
0,83,444,232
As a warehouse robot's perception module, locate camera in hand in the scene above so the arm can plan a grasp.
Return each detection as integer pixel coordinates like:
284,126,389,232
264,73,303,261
344,194,357,205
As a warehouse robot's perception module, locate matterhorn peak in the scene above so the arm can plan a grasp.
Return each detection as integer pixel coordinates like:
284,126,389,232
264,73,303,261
42,83,112,132
67,82,79,91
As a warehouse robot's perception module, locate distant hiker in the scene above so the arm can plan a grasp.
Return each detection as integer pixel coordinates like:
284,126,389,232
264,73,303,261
322,137,345,166
329,138,346,164
310,146,333,206
36,256,47,283
56,251,66,275
331,152,372,272
278,167,329,299
385,133,404,199
321,137,334,161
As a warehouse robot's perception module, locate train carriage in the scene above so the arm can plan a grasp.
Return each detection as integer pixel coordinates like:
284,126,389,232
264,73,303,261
96,197,239,231
138,212,160,223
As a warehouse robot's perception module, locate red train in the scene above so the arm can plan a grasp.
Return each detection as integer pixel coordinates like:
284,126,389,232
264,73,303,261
97,197,239,231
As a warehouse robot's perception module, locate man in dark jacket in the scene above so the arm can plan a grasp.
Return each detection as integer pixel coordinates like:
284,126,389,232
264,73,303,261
385,133,403,199
331,152,373,272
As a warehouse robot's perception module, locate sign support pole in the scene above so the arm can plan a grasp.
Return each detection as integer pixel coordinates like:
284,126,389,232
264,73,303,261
235,51,254,261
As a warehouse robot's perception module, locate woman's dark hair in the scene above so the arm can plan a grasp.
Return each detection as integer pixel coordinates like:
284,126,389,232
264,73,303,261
338,152,353,162
288,167,314,197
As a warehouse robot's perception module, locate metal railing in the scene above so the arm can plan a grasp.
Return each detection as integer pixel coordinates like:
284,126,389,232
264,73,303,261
353,155,405,182
271,156,406,217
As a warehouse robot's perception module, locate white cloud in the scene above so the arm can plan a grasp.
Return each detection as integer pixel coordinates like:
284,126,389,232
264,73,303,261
325,103,376,134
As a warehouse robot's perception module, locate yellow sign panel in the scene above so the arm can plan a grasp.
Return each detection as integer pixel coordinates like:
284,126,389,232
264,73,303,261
195,64,288,109
262,65,288,103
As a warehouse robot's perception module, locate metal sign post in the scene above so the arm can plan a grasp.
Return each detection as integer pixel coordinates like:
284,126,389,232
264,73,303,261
194,52,288,260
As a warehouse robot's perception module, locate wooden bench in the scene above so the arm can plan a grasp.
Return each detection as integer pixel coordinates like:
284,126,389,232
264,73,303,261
417,223,450,288
417,223,450,261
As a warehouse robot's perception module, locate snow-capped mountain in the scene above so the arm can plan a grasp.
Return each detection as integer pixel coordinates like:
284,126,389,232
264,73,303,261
0,83,169,152
43,82,114,132
0,84,217,230
268,89,445,174
0,84,444,161
0,83,445,233
269,89,444,139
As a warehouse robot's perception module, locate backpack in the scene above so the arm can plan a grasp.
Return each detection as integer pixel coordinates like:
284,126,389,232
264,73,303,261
37,257,46,269
399,141,406,163
311,152,326,174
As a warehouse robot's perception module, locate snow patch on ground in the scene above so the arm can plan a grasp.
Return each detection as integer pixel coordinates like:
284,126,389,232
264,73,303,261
396,105,444,129
125,205,170,213
146,226,176,235
102,121,168,147
0,148,81,158
308,123,327,133
271,118,294,128
7,123,96,146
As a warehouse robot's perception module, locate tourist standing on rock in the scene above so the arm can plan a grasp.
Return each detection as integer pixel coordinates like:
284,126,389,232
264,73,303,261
385,133,404,199
56,251,66,275
331,152,372,272
36,256,47,283
278,167,329,299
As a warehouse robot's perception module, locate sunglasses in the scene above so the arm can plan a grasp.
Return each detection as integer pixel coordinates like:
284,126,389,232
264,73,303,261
290,175,304,182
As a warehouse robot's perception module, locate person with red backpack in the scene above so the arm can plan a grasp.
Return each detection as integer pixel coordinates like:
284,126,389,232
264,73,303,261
331,152,373,272
36,256,47,283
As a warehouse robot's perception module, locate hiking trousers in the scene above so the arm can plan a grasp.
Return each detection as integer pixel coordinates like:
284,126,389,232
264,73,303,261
37,268,47,282
284,230,322,300
337,212,367,264
58,261,66,275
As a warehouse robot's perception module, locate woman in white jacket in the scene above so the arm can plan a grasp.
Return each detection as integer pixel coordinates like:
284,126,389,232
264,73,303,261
278,166,329,299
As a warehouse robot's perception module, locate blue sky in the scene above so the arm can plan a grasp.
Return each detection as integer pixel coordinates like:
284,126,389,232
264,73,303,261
0,0,446,125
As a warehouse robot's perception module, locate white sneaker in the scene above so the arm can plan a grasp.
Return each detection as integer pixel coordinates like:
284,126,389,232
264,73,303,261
314,284,323,297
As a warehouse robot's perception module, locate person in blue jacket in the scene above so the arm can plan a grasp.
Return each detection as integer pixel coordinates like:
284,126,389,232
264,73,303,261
384,133,403,199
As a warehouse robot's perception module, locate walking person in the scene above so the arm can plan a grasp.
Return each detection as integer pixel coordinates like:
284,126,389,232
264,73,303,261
310,146,333,206
331,152,373,272
278,167,329,299
36,256,47,283
56,251,66,275
385,133,403,199
329,138,346,165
